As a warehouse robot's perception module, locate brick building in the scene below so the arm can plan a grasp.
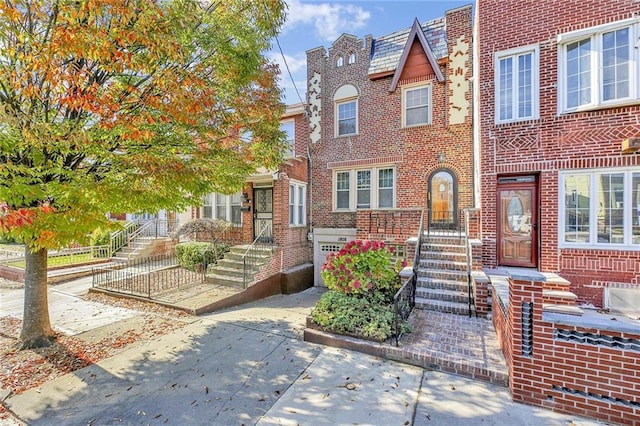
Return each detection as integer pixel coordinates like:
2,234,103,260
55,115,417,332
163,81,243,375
306,5,474,286
477,0,640,307
477,1,640,423
182,102,313,274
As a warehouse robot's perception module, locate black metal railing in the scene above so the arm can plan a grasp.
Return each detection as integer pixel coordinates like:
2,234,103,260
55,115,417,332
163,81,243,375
425,209,465,240
241,225,274,288
392,210,423,346
464,210,474,317
91,253,205,301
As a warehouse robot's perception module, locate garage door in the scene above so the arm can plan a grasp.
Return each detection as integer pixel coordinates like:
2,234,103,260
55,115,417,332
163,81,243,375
314,243,344,287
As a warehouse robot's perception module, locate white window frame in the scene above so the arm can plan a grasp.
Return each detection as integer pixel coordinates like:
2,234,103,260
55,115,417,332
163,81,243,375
558,167,640,249
336,98,358,137
280,119,295,157
557,18,640,114
402,83,432,127
348,52,356,64
333,167,396,211
289,181,307,227
336,55,344,67
201,192,242,225
494,44,539,123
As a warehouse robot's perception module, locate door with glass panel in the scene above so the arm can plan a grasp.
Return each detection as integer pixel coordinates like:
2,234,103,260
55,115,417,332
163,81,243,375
497,176,537,267
253,187,273,243
428,169,457,229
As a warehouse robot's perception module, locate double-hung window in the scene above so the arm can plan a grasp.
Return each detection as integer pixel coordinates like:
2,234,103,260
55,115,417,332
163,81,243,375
558,18,639,113
289,182,306,226
334,84,358,137
494,45,539,123
337,100,357,136
201,192,242,225
560,169,640,247
403,85,431,127
334,167,395,210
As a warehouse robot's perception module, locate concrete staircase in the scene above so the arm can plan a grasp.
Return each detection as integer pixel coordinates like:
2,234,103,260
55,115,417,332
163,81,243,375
111,237,170,262
206,244,273,288
415,235,474,315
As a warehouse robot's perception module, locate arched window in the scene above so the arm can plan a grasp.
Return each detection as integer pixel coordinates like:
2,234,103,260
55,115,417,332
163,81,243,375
348,52,356,64
336,55,344,67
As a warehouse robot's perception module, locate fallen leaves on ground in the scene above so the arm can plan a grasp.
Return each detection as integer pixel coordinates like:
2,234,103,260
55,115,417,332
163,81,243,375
0,296,191,396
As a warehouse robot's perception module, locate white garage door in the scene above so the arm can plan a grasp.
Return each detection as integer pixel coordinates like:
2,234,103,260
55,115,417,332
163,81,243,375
315,243,344,287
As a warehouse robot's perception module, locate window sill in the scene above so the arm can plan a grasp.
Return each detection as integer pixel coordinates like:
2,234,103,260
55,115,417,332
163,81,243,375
494,117,539,126
402,123,432,129
335,133,358,139
559,243,640,251
559,99,640,116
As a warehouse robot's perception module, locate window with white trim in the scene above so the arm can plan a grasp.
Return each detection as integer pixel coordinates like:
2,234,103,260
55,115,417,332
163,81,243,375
336,55,344,67
348,52,356,64
558,18,639,113
560,169,640,247
201,192,242,225
336,171,350,209
280,120,295,157
334,84,358,137
289,183,306,226
495,45,539,123
403,85,431,127
334,167,395,211
337,100,357,136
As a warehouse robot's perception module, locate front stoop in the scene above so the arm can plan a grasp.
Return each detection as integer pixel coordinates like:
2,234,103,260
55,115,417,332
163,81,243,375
206,244,273,287
415,235,475,315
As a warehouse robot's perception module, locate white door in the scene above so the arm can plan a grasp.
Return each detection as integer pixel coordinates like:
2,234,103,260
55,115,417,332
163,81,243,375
314,243,344,287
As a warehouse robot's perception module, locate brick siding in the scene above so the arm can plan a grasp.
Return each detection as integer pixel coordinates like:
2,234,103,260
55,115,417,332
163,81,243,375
307,6,474,241
478,0,640,301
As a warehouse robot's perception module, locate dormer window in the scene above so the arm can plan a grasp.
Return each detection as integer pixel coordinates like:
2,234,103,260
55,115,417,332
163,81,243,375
336,55,344,67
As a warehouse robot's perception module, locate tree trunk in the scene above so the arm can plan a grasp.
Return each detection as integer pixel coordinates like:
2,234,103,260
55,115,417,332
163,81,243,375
19,246,55,349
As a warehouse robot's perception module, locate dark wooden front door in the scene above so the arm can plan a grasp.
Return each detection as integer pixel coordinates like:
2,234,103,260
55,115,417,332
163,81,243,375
497,176,538,267
253,187,273,242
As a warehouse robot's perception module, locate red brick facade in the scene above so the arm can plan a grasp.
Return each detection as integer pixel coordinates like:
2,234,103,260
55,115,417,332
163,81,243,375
306,6,474,248
478,0,640,304
190,105,312,272
493,277,640,425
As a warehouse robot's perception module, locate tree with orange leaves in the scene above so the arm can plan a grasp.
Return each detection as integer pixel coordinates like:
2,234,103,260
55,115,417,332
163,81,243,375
0,0,287,348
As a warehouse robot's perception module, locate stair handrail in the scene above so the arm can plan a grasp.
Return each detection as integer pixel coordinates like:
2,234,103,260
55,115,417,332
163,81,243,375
241,224,273,289
109,220,140,256
464,209,474,317
393,209,423,346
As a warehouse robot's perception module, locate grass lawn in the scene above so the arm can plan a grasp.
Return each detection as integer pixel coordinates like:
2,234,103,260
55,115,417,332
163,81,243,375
6,252,99,269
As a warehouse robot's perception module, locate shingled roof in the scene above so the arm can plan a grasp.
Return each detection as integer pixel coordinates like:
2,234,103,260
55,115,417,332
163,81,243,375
368,16,447,76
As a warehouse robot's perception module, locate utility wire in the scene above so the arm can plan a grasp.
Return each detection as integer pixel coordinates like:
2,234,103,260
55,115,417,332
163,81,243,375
275,34,305,105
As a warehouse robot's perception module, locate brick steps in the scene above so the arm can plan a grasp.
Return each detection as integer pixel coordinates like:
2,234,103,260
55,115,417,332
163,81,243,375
415,235,474,316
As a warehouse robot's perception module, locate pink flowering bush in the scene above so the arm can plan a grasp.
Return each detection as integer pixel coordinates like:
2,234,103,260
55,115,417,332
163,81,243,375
313,239,410,341
321,240,407,297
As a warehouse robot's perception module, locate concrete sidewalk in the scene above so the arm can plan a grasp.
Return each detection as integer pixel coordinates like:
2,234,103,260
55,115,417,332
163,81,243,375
3,285,605,426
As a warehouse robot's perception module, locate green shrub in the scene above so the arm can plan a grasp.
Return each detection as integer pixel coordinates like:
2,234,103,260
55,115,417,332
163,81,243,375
90,228,112,247
310,290,404,341
175,242,229,271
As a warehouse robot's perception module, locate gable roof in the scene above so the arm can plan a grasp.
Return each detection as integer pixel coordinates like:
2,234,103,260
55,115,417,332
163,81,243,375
368,17,447,88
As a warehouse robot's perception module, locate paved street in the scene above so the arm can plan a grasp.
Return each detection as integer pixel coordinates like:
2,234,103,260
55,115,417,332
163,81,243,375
1,280,605,425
